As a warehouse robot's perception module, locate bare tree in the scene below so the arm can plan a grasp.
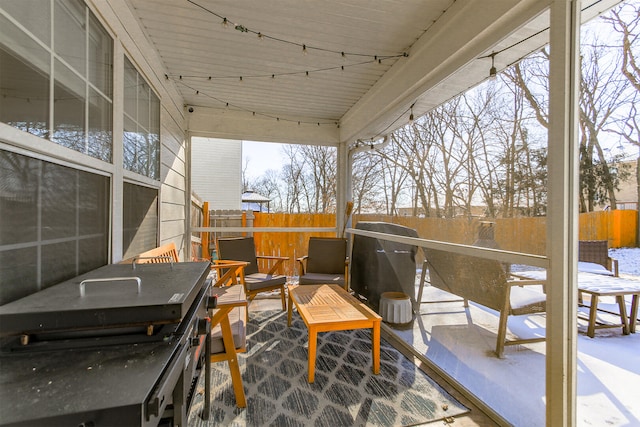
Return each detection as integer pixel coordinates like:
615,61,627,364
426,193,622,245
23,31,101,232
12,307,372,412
604,1,640,242
299,145,337,213
351,150,384,213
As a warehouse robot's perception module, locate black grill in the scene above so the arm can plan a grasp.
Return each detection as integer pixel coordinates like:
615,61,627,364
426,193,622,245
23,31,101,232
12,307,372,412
0,261,214,427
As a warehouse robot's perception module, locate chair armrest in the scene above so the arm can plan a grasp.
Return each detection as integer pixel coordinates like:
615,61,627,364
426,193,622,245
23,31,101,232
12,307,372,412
211,260,249,287
297,255,308,275
257,255,289,275
507,279,546,286
256,255,289,261
507,277,547,294
610,258,619,277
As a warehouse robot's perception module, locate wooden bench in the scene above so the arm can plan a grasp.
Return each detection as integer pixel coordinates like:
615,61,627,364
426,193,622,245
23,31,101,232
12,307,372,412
422,248,547,358
132,242,249,407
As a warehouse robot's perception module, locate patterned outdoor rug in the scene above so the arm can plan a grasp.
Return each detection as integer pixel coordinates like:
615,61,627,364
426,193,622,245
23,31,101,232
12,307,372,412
188,310,468,426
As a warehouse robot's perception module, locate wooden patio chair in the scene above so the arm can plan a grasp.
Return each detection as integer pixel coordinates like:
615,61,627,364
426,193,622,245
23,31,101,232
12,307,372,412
297,237,349,290
578,240,619,277
424,248,547,358
215,237,288,311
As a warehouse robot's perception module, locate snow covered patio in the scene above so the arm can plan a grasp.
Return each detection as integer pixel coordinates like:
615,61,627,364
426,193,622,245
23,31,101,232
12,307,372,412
386,248,640,426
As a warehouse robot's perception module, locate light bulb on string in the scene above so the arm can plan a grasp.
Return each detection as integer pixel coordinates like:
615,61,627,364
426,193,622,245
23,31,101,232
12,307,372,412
302,44,307,55
489,53,497,79
221,17,229,29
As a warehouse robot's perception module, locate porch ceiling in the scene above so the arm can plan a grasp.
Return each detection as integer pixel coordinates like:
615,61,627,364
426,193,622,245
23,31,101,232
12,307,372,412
124,0,620,144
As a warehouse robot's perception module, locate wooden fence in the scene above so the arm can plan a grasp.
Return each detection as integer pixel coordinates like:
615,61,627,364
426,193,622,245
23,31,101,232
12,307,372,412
201,210,637,276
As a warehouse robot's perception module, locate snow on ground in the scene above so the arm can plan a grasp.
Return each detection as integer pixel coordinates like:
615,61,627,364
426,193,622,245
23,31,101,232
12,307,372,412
610,247,640,277
396,246,640,426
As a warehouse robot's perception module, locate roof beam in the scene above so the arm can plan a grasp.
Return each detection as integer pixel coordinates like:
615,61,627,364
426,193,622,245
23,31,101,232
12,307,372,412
339,0,549,143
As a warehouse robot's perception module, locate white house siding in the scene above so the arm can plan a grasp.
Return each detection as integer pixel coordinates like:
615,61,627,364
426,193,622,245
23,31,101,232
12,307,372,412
159,107,188,255
191,137,242,210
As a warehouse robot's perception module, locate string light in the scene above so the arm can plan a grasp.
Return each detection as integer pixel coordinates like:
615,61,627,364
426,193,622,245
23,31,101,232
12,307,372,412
186,0,407,61
176,0,468,135
489,52,497,79
175,80,340,127
168,58,392,83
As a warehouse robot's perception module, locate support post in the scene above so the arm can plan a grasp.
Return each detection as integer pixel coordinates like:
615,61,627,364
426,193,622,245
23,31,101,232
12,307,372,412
547,0,581,425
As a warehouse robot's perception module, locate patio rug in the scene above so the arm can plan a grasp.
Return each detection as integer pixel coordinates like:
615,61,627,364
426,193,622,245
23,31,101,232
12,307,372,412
188,310,468,426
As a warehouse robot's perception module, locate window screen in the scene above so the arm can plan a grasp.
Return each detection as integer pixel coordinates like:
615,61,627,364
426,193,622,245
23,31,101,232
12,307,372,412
0,149,109,305
122,182,159,259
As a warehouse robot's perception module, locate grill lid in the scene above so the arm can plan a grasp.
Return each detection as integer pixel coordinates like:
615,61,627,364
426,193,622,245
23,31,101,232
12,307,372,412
0,262,211,336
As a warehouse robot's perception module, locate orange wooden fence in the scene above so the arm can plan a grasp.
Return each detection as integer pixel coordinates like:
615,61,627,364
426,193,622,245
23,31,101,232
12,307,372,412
579,210,637,248
201,210,637,276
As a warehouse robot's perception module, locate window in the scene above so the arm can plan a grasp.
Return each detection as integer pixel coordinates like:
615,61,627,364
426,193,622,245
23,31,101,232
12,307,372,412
0,149,109,305
0,0,113,161
123,57,160,179
122,182,159,259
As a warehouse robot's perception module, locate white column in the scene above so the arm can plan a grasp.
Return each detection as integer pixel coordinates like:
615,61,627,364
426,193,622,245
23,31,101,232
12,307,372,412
111,41,124,263
547,0,580,425
336,140,349,237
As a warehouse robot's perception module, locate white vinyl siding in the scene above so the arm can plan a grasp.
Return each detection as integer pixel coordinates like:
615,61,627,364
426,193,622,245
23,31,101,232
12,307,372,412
191,137,242,210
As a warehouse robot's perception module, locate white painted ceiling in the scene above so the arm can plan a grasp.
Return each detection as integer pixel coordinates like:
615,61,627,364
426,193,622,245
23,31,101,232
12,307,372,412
125,0,621,144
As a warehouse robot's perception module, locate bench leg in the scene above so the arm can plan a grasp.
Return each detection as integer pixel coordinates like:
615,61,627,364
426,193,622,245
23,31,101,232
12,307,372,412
630,295,639,334
495,310,509,358
587,295,599,338
616,295,630,335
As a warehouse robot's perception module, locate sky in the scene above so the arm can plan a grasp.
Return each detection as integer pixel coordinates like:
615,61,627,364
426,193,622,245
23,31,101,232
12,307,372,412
242,140,288,180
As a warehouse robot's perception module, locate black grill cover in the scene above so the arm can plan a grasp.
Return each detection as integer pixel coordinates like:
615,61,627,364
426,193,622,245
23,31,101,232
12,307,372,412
350,222,418,311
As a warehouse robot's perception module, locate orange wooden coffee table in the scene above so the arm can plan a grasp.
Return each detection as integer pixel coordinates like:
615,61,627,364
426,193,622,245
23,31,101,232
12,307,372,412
287,284,382,383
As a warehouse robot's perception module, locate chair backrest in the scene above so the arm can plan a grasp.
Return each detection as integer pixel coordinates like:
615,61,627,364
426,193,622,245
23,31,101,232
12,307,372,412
578,240,610,269
306,237,347,274
425,248,508,312
134,242,180,263
217,237,259,275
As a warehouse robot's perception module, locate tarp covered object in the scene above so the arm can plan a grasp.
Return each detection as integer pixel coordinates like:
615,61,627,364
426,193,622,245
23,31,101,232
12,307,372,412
351,222,418,311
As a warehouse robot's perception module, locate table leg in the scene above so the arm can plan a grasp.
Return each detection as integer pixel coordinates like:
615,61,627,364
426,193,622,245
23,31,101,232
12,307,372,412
616,295,630,335
308,327,317,383
587,295,599,338
372,320,380,375
630,295,639,334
